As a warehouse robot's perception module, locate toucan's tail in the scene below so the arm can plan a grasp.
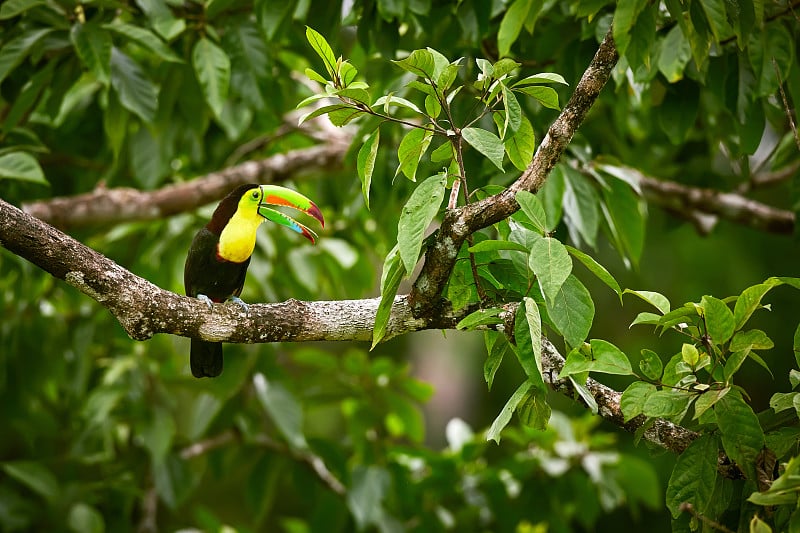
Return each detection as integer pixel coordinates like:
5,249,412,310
190,339,223,378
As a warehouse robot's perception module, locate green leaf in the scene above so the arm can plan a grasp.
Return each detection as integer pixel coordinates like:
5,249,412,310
547,274,594,348
0,0,46,19
487,379,535,443
500,84,522,137
513,72,569,86
700,295,735,345
565,245,622,299
515,190,548,234
643,389,692,419
457,308,504,330
513,298,545,387
462,127,505,171
722,348,748,381
794,322,800,368
2,461,60,504
505,115,535,171
0,28,53,84
515,85,560,110
396,128,433,181
468,240,529,254
103,22,182,63
666,435,718,517
562,166,599,248
639,349,663,380
730,329,774,352
68,502,105,533
139,406,176,463
304,67,328,84
192,38,230,118
529,236,572,303
694,387,730,420
658,24,692,83
497,0,533,58
523,297,543,378
601,177,644,267
372,94,423,115
392,48,435,79
699,0,731,43
372,247,406,348
620,381,657,422
357,128,380,209
305,26,337,78
253,373,308,450
734,280,780,330
715,389,764,479
347,466,391,530
110,47,158,122
560,339,633,378
613,0,647,57
484,331,511,390
624,289,670,314
516,383,550,430
0,152,47,184
71,23,112,85
297,103,352,125
397,173,446,274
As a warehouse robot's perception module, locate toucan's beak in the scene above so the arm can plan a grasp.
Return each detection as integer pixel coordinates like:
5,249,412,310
256,185,325,243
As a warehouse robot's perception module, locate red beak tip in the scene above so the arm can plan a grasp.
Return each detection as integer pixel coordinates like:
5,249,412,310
309,204,325,227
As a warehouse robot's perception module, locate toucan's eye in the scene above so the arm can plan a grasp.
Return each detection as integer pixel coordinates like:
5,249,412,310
252,191,259,199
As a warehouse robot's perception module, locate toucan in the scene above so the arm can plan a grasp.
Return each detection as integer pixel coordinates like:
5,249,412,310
184,183,324,378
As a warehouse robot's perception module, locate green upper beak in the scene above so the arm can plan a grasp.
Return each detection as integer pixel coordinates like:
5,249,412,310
256,185,325,243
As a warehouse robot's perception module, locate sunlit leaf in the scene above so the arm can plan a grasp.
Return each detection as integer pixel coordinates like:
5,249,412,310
357,128,380,209
462,127,505,171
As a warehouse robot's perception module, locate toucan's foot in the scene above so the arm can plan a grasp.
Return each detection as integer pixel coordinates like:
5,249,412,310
197,294,213,309
228,296,249,313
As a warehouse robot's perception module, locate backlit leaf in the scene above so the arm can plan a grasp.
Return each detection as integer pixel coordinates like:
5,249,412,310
462,127,505,171
397,173,446,273
396,127,433,181
0,152,47,184
529,236,572,303
700,295,735,345
357,128,380,209
547,275,594,348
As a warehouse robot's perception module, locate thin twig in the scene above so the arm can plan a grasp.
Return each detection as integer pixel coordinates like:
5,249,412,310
772,57,800,153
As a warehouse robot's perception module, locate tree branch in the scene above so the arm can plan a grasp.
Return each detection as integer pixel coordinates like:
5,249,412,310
22,142,348,230
408,28,620,315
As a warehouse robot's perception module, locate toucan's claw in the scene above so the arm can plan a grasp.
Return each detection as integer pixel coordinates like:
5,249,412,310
228,296,249,313
198,294,214,309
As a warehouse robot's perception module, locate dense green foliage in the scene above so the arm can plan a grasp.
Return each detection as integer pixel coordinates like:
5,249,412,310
1,0,799,531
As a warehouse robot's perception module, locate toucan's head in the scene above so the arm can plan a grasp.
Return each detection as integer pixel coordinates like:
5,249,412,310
208,184,325,243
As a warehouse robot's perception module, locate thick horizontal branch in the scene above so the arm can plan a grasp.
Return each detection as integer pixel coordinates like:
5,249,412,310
23,142,348,230
1,198,461,343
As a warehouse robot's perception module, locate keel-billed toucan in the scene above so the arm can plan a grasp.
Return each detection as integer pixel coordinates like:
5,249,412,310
184,184,324,378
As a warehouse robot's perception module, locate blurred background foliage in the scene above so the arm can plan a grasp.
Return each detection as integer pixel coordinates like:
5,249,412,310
1,0,799,531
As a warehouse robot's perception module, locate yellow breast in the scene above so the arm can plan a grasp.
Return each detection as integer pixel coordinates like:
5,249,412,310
217,209,264,263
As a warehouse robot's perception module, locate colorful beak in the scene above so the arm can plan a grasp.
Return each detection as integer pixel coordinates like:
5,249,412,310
256,185,325,243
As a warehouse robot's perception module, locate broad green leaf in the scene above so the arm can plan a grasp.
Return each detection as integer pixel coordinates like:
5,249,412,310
715,389,764,479
103,22,182,63
562,166,599,248
192,38,230,118
560,339,632,377
700,295,735,345
565,245,622,299
694,387,730,420
297,104,352,125
516,383,550,430
3,60,54,133
515,190,548,234
304,67,328,84
540,164,565,229
2,461,60,503
357,128,380,209
372,247,406,348
484,331,511,390
497,0,533,58
747,23,793,97
500,84,522,138
396,127,433,181
430,140,453,163
110,47,158,123
643,389,693,419
392,49,435,79
0,0,46,19
492,58,521,79
620,381,657,422
639,349,663,380
139,406,175,463
658,24,692,82
730,329,774,352
68,503,105,533
397,173,446,274
505,114,535,171
462,127,505,171
547,275,594,348
335,87,371,106
513,72,569,86
624,289,670,314
347,466,390,530
613,0,647,56
630,312,661,327
0,152,47,184
734,280,780,330
372,94,423,115
486,379,535,443
529,236,572,303
305,26,337,78
601,177,644,267
666,435,718,517
513,298,544,387
681,343,699,368
523,297,543,377
515,85,560,110
253,373,308,450
71,23,112,85
0,28,53,84
699,0,730,43
457,308,504,330
468,240,529,254
794,321,800,368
